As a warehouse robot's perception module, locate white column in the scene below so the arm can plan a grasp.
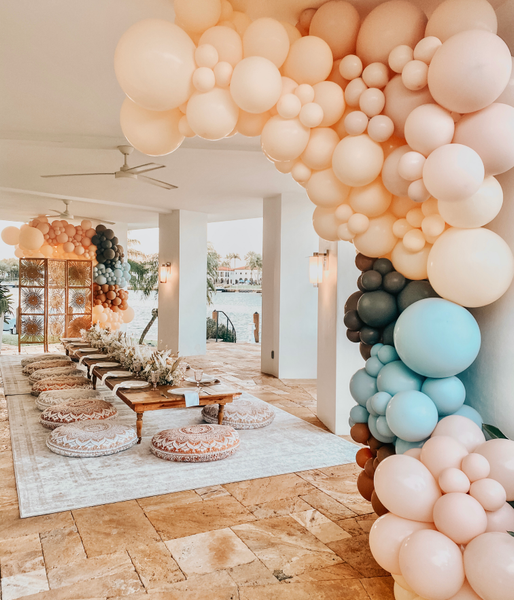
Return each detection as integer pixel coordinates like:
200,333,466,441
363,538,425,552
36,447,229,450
158,210,207,356
261,192,318,379
317,240,362,435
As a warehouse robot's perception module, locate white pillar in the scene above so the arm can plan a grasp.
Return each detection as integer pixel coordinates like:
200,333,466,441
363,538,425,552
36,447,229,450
158,210,207,356
317,241,362,435
261,192,318,379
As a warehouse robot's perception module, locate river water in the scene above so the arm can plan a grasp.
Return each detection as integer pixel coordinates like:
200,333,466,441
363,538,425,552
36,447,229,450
126,291,262,344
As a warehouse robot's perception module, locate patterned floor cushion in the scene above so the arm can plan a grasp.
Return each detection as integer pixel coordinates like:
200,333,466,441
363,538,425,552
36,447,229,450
21,354,70,368
150,424,240,462
23,359,73,376
32,376,93,396
36,389,105,411
46,421,137,457
202,399,275,430
40,399,118,429
29,367,84,384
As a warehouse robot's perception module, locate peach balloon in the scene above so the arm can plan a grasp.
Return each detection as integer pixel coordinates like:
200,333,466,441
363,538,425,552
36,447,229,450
402,60,428,91
195,44,218,68
391,241,431,280
231,11,251,37
427,227,514,307
369,513,435,575
120,98,184,156
420,436,469,481
382,146,411,197
86,228,96,239
1,226,19,245
332,134,384,187
353,213,397,258
230,57,282,114
213,61,233,87
114,19,195,111
282,36,333,86
242,18,289,68
309,1,360,60
344,111,368,135
486,502,514,533
178,115,196,137
301,128,339,171
19,226,44,251
453,103,514,176
470,478,507,512
313,81,345,127
295,84,315,105
398,152,425,181
413,36,442,64
36,222,50,235
428,30,512,114
187,88,239,140
306,168,351,208
174,0,221,33
393,219,413,239
383,75,433,138
497,57,514,108
388,44,414,74
475,439,514,501
199,26,243,67
192,67,216,92
368,115,394,143
80,220,92,231
336,223,354,241
334,204,353,222
281,21,301,46
432,416,486,453
464,532,514,600
408,179,431,203
362,62,390,89
344,78,367,108
347,213,369,235
348,178,392,218
399,530,465,600
404,103,455,157
14,247,24,258
426,0,497,43
356,1,426,66
40,245,54,258
421,214,445,238
461,453,490,483
391,195,417,218
403,229,425,252
312,207,341,242
261,116,310,161
299,103,324,128
290,162,311,184
359,88,385,118
439,468,471,494
339,54,362,81
277,93,301,118
236,110,270,136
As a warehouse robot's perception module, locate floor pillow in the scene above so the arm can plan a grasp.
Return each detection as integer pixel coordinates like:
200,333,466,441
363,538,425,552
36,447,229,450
202,399,275,430
36,389,105,411
150,424,240,462
29,367,83,384
23,359,72,376
21,354,70,368
46,421,137,457
40,398,118,429
31,376,93,396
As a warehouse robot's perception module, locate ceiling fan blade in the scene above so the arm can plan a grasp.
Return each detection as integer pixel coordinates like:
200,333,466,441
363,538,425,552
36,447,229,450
41,173,116,178
123,163,165,175
138,174,178,190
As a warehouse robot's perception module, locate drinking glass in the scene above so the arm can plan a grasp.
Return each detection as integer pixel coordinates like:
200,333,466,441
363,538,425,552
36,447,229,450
133,360,142,379
194,369,203,388
150,371,159,389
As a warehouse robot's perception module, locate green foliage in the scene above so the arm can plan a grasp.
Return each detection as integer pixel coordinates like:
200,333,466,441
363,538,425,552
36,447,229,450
0,284,14,324
207,243,219,305
206,317,236,342
483,424,508,439
225,252,240,269
128,256,158,297
0,259,19,281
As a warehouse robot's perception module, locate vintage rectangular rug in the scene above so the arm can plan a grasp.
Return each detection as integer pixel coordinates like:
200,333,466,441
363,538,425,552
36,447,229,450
6,361,357,518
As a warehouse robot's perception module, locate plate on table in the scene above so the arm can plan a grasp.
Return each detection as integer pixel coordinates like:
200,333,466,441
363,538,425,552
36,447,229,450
183,375,219,384
168,388,202,395
91,361,119,368
62,338,83,342
69,342,89,346
74,347,97,352
84,354,108,359
103,371,132,378
116,380,150,389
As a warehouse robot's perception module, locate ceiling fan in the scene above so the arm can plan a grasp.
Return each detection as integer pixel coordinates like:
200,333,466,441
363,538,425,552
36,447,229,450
41,145,178,190
32,199,115,225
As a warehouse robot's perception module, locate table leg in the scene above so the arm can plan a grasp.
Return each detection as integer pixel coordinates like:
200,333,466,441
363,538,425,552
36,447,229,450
218,404,225,425
92,373,97,389
136,412,144,444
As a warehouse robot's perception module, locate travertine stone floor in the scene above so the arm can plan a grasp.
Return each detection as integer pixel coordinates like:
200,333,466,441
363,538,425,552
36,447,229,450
0,342,393,600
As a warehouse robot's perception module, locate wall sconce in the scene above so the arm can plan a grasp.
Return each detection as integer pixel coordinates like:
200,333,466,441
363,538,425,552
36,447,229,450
159,262,171,284
309,252,329,287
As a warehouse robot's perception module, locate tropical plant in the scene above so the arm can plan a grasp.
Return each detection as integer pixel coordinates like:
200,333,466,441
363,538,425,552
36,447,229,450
226,252,240,269
207,243,219,304
206,317,236,342
128,255,158,297
0,283,14,324
245,251,262,282
0,259,19,282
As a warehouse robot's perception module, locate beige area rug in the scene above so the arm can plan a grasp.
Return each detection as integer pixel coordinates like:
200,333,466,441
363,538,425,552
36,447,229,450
0,355,37,395
7,375,357,518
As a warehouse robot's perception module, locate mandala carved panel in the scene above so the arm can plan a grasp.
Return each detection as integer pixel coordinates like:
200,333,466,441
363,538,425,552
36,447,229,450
20,315,45,344
20,259,45,287
68,288,91,315
48,260,65,288
68,261,91,287
48,315,65,344
21,287,44,314
67,315,92,338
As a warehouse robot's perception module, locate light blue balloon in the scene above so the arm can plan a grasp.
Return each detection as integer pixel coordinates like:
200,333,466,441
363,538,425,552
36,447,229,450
366,397,379,417
365,356,383,377
377,345,399,365
370,343,384,357
349,418,356,428
96,275,106,285
377,360,424,396
349,368,378,407
370,391,392,416
368,415,396,443
350,405,369,424
124,262,131,271
422,377,466,416
394,298,481,378
114,269,122,278
453,405,483,429
395,438,426,454
119,278,127,288
376,415,395,439
386,390,439,442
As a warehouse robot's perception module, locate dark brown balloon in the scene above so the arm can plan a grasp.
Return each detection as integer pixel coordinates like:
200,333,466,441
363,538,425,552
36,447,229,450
351,423,370,444
357,471,374,502
360,342,372,360
377,444,396,463
368,436,383,453
346,329,361,343
371,490,389,516
364,457,375,478
356,447,373,468
344,290,363,313
373,457,380,470
355,253,376,272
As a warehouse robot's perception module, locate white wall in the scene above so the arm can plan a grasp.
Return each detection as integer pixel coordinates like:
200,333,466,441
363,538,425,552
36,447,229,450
261,192,319,379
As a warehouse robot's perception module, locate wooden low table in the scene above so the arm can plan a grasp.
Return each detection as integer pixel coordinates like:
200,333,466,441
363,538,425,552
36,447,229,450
91,364,241,443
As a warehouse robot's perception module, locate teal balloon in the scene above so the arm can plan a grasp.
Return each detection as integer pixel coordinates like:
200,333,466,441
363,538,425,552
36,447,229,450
377,345,399,365
376,415,395,439
395,438,426,454
370,343,384,357
365,356,383,377
394,298,481,378
377,360,423,395
350,405,369,424
386,390,439,442
368,414,396,443
421,377,466,416
366,397,379,417
349,418,356,427
370,391,392,416
454,405,483,429
349,368,378,407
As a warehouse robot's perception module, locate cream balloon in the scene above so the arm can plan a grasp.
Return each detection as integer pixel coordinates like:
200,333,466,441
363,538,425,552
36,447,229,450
308,1,360,60
470,479,507,512
301,128,339,171
382,146,411,197
344,78,367,108
299,103,324,128
230,57,282,114
392,241,431,280
461,453,490,483
1,226,19,246
433,492,488,545
277,94,301,119
295,84,315,105
398,152,425,181
236,110,270,137
313,81,345,127
335,204,353,223
389,44,414,74
231,11,252,37
114,19,195,111
428,30,512,114
438,468,471,494
359,88,385,118
347,213,369,235
353,213,397,257
486,503,514,533
362,63,390,89
402,60,428,91
404,104,455,157
339,54,362,80
195,44,218,68
421,214,445,238
426,0,497,43
281,21,301,46
192,67,216,92
344,111,368,135
199,26,243,67
413,37,442,64
213,61,233,88
332,134,384,187
306,168,351,208
348,178,392,218
337,223,354,241
497,58,514,108
290,162,311,185
356,1,427,66
403,229,425,252
174,0,221,33
368,115,395,143
261,116,310,162
312,207,341,242
427,227,514,307
282,36,333,86
242,18,289,68
186,87,239,140
383,75,434,138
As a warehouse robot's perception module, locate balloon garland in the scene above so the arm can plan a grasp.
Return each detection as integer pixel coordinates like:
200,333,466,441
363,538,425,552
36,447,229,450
1,220,134,331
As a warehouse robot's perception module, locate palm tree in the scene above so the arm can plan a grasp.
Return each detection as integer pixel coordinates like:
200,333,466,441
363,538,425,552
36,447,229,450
226,253,240,269
245,251,262,283
207,243,219,304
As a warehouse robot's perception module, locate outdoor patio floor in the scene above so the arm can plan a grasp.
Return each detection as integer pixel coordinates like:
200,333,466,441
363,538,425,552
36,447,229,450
0,341,394,600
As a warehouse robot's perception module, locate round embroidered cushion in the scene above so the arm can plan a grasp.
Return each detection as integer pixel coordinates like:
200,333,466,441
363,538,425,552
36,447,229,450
46,421,137,457
21,354,70,368
202,399,275,430
29,367,83,384
40,399,118,429
150,424,240,462
23,358,72,375
36,389,105,411
32,376,93,396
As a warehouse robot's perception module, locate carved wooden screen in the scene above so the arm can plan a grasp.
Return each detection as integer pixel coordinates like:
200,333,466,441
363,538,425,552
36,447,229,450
18,259,93,351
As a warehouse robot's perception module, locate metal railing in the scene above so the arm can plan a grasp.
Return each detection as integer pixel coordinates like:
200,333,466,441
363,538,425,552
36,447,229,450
211,310,237,343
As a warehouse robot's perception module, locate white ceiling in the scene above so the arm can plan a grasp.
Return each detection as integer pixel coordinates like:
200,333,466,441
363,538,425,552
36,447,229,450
0,0,511,229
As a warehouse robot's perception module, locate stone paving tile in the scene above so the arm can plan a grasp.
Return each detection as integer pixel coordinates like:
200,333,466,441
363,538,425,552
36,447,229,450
46,553,134,589
40,526,87,571
327,534,388,578
238,579,370,600
128,541,185,590
223,474,316,507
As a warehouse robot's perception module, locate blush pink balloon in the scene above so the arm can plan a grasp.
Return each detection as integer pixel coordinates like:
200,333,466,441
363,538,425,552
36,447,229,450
461,453,490,482
381,145,411,196
485,502,514,533
470,478,507,512
261,116,310,161
432,416,486,452
399,530,465,600
312,207,341,242
433,492,488,545
447,580,483,600
439,468,471,494
374,455,442,522
420,436,469,480
404,104,455,157
383,75,433,137
475,439,514,501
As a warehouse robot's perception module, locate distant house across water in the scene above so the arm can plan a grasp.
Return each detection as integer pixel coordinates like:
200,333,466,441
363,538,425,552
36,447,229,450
217,266,262,286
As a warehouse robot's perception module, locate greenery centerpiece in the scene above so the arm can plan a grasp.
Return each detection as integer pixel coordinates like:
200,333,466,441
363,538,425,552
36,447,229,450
0,283,15,324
